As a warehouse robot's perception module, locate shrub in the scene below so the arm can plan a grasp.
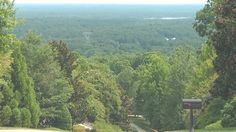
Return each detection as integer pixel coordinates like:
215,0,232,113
205,120,222,129
222,96,236,127
21,108,32,127
30,102,41,128
11,108,21,127
54,105,72,130
197,97,226,128
1,105,12,126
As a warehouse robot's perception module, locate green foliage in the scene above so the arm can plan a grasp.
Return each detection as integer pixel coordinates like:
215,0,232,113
70,79,97,123
108,56,135,129
0,1,19,127
83,63,122,123
86,95,106,122
21,33,73,129
0,1,225,131
0,52,12,78
15,5,204,56
49,40,77,78
54,105,72,130
93,119,122,132
21,108,31,127
69,54,130,130
167,47,197,129
1,105,12,126
117,67,136,97
133,49,200,131
84,59,122,115
185,43,217,98
0,79,15,126
194,0,236,98
11,108,21,127
134,53,171,131
11,47,40,127
222,96,236,127
131,46,215,131
194,0,236,130
205,120,222,129
197,98,226,128
0,0,17,51
0,79,14,105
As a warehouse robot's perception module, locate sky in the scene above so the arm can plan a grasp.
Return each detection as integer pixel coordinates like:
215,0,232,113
15,0,207,4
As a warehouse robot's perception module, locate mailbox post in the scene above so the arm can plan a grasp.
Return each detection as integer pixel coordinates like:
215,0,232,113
182,99,202,132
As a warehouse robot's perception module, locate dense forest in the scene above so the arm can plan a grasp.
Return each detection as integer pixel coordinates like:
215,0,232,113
14,4,204,56
0,0,236,132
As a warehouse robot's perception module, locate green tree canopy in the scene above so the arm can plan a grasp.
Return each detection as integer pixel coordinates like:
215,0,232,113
194,0,236,98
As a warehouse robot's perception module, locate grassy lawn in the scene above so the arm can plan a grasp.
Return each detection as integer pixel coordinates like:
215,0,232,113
44,127,70,132
0,127,69,132
129,118,236,132
167,128,236,132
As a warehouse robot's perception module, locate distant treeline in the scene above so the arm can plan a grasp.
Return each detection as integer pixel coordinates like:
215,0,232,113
1,1,236,132
14,4,205,56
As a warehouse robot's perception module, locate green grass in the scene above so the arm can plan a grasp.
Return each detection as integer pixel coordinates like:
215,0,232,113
0,127,70,132
94,119,123,132
44,127,70,132
129,117,236,132
167,128,236,132
0,127,23,130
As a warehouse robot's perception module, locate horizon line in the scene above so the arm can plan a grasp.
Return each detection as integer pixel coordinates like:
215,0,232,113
15,3,205,5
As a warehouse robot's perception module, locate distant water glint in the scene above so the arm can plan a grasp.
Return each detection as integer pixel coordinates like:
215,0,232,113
144,17,191,20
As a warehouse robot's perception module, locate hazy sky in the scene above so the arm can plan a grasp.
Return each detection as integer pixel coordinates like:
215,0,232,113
15,0,207,4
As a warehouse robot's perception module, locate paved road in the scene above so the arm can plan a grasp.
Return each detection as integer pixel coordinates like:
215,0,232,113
131,123,146,132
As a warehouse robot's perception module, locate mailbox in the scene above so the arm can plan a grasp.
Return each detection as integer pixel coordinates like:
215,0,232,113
183,99,202,132
182,99,202,109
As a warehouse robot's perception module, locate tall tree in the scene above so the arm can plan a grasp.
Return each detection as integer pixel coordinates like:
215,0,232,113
49,40,77,78
134,53,171,131
186,43,217,98
0,0,41,128
194,0,236,98
21,33,73,129
0,0,17,81
11,47,40,127
167,47,196,130
0,0,17,52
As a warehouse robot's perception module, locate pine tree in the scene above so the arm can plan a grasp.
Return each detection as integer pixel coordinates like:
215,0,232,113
11,47,40,127
0,0,27,127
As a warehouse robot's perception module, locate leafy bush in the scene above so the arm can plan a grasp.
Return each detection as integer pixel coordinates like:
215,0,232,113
11,108,21,127
21,108,31,127
205,120,222,129
222,96,236,127
1,105,12,126
54,105,72,130
197,98,226,128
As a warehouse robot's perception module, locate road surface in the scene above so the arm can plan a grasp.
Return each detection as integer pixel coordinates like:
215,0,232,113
131,123,146,132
